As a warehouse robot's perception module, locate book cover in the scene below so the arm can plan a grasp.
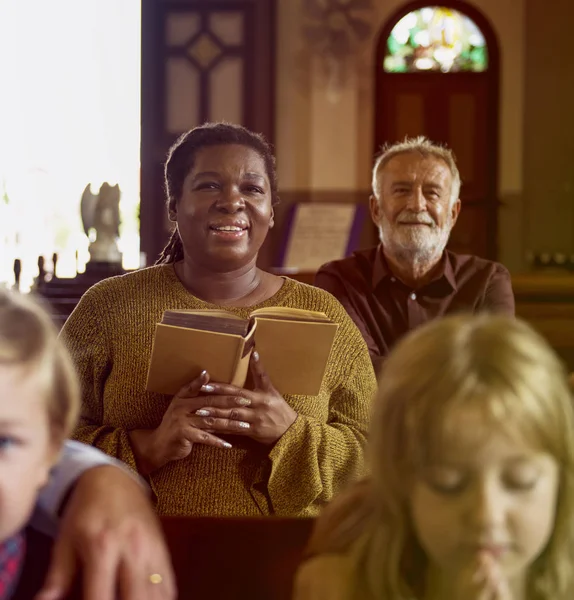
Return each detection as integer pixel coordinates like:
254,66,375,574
146,308,338,396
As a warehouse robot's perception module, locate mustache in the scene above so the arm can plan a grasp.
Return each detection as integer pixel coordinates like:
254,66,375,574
397,211,436,226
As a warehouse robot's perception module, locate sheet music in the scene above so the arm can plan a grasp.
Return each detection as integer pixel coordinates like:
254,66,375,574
283,203,357,270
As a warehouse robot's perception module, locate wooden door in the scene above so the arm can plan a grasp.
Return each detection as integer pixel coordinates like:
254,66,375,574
374,2,499,259
140,0,276,264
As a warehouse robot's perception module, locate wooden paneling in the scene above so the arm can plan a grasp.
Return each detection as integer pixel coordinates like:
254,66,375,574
140,0,276,264
395,93,425,139
161,517,314,600
513,274,574,370
448,92,476,184
449,202,488,258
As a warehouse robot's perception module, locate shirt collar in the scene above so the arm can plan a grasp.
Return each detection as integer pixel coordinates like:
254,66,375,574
373,245,457,292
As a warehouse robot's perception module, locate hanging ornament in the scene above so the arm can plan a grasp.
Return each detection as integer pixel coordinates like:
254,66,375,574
302,0,375,102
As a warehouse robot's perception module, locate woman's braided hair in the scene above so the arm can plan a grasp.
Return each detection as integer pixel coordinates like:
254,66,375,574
156,122,279,265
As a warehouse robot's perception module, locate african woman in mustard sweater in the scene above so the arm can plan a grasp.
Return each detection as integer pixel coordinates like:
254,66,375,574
63,123,376,517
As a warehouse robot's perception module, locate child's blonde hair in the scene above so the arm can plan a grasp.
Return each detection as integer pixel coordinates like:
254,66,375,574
307,314,574,600
0,290,79,443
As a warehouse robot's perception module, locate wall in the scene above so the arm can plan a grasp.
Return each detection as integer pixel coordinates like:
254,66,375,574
522,0,574,263
275,0,526,271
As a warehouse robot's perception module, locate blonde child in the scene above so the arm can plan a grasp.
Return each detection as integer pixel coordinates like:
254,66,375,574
294,315,574,600
0,289,78,599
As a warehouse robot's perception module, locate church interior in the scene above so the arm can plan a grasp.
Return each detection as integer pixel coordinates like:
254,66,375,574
2,0,573,368
1,0,574,598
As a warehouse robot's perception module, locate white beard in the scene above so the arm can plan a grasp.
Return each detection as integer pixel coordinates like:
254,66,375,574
378,211,453,264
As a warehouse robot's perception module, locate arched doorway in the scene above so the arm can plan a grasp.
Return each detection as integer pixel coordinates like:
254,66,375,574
374,1,499,259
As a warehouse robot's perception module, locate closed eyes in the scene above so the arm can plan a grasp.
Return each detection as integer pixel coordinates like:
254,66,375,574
426,475,467,495
423,470,542,496
502,470,541,492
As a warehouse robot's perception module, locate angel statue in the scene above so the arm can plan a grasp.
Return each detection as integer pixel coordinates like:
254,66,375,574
80,182,122,264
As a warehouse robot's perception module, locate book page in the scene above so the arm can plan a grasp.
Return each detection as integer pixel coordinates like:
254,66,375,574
161,310,250,336
165,309,241,319
250,306,329,321
282,203,358,270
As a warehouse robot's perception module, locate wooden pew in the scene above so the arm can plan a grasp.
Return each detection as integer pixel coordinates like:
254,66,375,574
161,516,314,600
21,517,314,599
513,274,574,371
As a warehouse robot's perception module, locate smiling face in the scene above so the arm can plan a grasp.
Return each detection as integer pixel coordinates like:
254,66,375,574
371,152,461,262
409,405,559,590
0,365,58,542
173,144,274,271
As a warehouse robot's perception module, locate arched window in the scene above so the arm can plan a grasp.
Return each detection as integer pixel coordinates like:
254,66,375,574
384,6,488,73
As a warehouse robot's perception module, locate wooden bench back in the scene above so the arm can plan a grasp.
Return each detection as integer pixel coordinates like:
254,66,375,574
161,516,314,600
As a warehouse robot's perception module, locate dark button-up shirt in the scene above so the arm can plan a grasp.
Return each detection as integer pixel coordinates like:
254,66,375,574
315,246,515,371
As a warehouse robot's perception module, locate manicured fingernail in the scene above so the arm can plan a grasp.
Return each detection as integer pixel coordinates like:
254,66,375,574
201,384,215,392
223,442,232,449
196,409,210,416
237,398,251,406
252,351,259,361
238,421,250,429
201,370,208,377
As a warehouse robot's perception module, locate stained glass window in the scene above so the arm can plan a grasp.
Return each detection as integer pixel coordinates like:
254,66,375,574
384,7,488,73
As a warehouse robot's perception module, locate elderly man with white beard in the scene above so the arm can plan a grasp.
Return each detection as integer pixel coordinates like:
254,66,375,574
315,137,514,373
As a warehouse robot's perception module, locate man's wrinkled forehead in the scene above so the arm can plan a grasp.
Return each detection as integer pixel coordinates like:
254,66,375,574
374,152,453,194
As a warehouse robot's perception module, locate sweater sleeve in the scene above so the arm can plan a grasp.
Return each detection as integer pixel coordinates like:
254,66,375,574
266,314,376,517
60,285,139,472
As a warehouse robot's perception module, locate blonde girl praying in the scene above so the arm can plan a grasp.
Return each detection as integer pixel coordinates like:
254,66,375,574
294,315,574,600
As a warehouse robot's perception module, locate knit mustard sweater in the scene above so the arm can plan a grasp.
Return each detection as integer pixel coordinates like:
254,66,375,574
63,265,376,517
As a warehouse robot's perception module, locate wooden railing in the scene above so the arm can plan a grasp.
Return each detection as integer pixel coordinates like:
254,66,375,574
512,273,574,370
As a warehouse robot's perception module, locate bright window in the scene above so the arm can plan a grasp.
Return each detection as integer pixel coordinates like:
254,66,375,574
0,0,141,291
385,6,488,73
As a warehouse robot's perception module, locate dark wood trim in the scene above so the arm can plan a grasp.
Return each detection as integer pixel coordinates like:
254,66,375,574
140,0,277,265
373,0,500,260
140,0,165,266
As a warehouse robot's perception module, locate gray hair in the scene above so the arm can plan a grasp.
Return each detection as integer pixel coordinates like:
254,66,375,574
371,136,461,208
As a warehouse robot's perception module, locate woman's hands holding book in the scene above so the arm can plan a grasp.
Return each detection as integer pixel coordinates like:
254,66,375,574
129,352,297,474
129,370,235,475
192,350,298,446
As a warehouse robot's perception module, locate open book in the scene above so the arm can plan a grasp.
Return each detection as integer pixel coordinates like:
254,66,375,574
146,307,339,396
